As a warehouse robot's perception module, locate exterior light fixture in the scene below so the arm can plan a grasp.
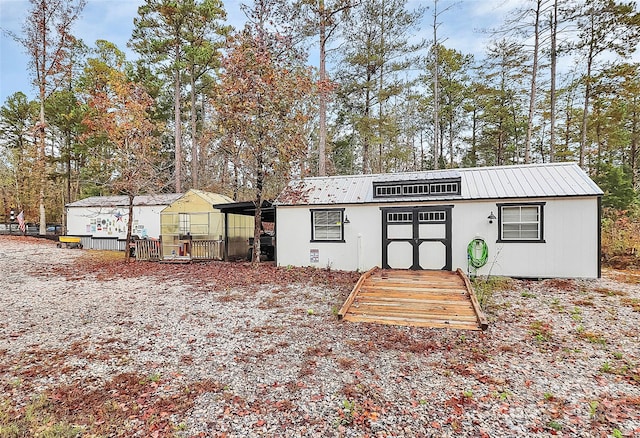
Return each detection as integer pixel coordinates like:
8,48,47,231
343,215,350,224
488,211,496,224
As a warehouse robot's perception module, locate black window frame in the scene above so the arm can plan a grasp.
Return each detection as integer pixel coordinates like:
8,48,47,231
310,208,345,242
373,177,461,199
497,202,546,243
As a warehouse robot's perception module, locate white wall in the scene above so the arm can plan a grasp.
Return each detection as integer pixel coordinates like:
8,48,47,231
67,205,167,239
450,198,599,278
276,205,382,271
276,196,600,278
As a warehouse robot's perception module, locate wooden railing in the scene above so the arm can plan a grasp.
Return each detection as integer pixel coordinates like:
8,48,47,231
138,239,223,262
191,240,224,261
135,240,162,261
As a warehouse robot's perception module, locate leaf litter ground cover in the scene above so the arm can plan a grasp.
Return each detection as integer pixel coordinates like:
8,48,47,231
0,235,639,437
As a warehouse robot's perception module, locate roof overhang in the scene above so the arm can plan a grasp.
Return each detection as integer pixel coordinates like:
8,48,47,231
213,200,275,222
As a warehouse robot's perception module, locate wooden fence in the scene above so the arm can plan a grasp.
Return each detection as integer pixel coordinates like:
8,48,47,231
134,240,162,261
191,240,224,261
136,239,223,262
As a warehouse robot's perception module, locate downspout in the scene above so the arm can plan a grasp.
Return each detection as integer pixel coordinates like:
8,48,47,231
357,233,362,272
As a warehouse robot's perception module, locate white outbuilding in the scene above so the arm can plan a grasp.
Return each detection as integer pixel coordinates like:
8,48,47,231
274,163,603,279
66,194,182,250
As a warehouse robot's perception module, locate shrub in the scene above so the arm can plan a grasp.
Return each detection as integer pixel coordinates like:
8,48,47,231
601,207,640,269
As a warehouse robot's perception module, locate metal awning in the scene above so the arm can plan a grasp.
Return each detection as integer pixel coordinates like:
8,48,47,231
212,200,275,223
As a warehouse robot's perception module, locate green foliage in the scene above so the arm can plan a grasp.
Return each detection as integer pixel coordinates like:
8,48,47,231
589,400,599,418
0,396,83,438
0,92,39,217
470,276,513,310
601,207,640,269
547,420,563,431
335,0,424,173
530,320,553,343
2,1,640,226
593,164,638,210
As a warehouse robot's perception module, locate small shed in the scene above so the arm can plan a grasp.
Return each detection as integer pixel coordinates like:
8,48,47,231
66,194,182,250
159,189,253,260
274,163,603,279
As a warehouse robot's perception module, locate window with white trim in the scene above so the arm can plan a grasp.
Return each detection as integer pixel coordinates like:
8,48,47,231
373,178,461,198
498,203,544,242
387,212,413,223
419,211,446,222
311,209,344,241
430,182,458,194
179,213,191,234
375,185,401,196
402,184,429,195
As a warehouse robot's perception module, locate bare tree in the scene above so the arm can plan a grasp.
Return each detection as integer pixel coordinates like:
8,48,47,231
10,0,86,235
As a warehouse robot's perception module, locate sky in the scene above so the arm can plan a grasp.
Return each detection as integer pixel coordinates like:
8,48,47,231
0,0,526,104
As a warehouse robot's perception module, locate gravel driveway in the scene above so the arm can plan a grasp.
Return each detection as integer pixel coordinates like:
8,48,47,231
0,236,639,437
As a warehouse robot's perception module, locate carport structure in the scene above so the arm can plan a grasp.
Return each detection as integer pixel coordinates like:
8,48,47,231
213,200,275,261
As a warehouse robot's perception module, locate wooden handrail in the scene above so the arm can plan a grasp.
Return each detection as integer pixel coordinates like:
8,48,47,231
457,268,489,331
338,266,379,319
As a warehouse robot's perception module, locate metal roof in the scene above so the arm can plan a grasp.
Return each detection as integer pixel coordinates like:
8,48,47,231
67,193,183,208
275,163,603,206
212,201,275,222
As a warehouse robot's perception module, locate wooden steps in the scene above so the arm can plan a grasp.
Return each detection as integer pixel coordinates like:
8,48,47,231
338,268,488,331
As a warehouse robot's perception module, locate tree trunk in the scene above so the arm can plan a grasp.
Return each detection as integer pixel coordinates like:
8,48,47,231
252,153,264,264
318,0,327,176
63,130,71,234
579,16,595,169
174,64,183,192
233,152,240,201
432,1,439,170
125,194,134,262
549,1,558,162
471,106,477,167
363,74,371,174
564,92,572,157
631,98,638,189
38,91,47,235
525,0,541,164
378,0,385,174
497,120,504,165
190,71,198,189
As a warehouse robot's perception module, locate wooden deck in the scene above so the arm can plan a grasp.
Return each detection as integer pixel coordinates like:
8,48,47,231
338,268,488,331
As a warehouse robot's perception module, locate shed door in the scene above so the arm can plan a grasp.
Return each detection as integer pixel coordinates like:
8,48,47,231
382,206,452,270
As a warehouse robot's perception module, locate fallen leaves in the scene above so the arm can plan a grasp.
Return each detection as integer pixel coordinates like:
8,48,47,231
1,372,224,437
3,237,640,437
35,252,361,297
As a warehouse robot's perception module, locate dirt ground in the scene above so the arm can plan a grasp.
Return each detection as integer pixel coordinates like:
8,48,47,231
0,235,639,437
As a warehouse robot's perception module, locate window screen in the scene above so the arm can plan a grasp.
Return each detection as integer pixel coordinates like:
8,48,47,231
500,205,542,241
312,210,343,241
